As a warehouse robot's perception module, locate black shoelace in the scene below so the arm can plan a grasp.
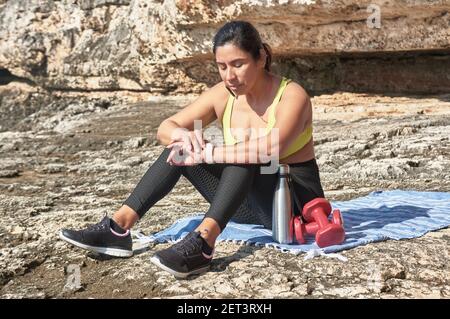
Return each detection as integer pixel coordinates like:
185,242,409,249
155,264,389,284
86,217,108,232
173,233,202,256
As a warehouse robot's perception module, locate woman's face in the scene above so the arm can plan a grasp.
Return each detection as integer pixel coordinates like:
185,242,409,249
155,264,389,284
215,43,265,96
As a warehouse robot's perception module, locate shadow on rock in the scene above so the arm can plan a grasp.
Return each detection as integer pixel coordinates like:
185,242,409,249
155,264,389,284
210,244,263,274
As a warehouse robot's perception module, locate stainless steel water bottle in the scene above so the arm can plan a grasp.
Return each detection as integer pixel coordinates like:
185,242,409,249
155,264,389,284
272,164,294,244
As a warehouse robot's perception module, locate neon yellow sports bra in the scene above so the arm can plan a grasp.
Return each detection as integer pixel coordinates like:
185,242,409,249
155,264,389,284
222,77,313,160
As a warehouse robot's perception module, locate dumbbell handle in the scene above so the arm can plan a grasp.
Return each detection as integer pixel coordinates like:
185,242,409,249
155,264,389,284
311,208,330,228
304,222,319,235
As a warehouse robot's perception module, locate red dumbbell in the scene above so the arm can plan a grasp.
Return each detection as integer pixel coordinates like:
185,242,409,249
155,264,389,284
293,217,306,244
294,218,317,244
332,209,344,228
294,218,315,244
295,198,345,247
294,208,344,245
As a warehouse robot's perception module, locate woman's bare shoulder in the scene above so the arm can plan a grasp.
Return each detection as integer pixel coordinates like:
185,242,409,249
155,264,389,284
205,81,231,109
277,78,312,119
285,79,310,101
204,81,228,96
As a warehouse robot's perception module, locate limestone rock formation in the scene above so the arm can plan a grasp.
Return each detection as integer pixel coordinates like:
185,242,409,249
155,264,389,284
0,0,449,94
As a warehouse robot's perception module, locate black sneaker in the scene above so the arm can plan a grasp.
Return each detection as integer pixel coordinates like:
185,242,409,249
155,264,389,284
150,231,214,278
59,215,133,257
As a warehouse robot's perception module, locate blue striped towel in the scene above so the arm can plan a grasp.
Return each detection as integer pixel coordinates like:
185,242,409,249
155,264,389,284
133,190,450,257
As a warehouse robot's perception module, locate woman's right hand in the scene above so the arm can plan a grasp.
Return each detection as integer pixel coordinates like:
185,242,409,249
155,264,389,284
168,127,206,156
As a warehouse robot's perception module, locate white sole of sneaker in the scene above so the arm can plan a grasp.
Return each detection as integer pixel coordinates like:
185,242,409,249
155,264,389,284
59,231,133,258
150,256,210,278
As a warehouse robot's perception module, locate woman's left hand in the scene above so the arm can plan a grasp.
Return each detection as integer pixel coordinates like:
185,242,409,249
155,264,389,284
166,141,204,166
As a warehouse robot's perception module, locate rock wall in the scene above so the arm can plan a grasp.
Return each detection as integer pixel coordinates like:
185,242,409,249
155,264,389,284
0,0,449,94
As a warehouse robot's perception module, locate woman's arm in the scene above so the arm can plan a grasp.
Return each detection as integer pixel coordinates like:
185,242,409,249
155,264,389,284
157,119,184,146
156,82,227,146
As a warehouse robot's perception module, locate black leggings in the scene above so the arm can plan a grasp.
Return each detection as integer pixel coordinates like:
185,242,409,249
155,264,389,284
123,147,325,231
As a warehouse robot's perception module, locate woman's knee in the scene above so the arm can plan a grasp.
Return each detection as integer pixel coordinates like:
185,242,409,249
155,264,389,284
158,147,171,161
153,147,184,172
221,164,257,180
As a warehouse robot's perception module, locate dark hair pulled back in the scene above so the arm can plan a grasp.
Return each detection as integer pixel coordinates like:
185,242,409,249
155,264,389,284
212,20,272,72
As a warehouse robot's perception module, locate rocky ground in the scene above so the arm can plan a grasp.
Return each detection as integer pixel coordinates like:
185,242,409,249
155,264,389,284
0,86,449,299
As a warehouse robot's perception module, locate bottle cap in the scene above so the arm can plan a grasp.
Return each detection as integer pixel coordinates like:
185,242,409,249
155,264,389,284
279,164,290,175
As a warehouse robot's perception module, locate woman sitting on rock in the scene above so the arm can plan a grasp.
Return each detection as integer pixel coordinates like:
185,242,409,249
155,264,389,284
60,20,325,278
